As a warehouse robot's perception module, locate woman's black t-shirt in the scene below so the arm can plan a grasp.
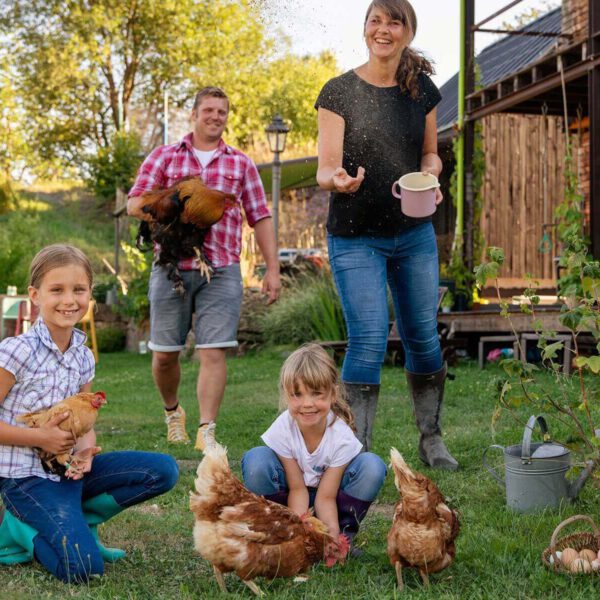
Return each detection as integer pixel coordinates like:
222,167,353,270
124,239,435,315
315,70,441,237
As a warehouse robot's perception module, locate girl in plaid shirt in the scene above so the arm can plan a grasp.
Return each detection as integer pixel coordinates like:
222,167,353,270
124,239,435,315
0,245,179,583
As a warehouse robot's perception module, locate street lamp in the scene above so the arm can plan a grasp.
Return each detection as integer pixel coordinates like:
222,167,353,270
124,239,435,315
265,114,289,242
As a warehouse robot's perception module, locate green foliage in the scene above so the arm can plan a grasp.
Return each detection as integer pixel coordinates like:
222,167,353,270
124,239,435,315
87,132,142,205
113,234,152,326
0,52,32,180
0,184,116,293
0,178,17,215
1,0,339,175
474,246,504,288
445,92,485,303
0,210,40,292
256,51,339,146
261,271,346,346
96,326,127,353
475,140,600,469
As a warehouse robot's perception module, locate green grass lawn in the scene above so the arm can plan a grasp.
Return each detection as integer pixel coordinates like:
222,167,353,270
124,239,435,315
1,351,598,599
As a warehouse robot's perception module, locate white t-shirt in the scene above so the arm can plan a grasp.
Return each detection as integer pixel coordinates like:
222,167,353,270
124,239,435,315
193,148,217,168
262,410,363,487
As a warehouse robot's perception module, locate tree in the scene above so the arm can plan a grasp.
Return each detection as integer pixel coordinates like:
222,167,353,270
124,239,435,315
0,53,31,182
2,0,340,178
1,0,273,165
501,0,561,30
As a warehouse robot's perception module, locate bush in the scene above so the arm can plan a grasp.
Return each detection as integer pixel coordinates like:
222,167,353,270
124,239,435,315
261,272,346,346
87,131,143,205
0,210,39,293
96,326,126,353
112,235,152,326
93,280,118,304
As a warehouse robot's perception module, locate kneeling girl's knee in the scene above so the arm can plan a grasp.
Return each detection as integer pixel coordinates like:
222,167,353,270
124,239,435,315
241,446,280,493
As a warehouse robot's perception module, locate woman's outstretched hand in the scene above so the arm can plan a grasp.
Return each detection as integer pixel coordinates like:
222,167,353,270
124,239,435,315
332,166,365,194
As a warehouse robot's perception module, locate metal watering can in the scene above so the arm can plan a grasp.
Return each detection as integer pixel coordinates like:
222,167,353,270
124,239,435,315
483,415,595,513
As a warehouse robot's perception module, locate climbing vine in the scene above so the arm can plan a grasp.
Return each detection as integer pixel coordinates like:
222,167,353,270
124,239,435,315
442,65,486,307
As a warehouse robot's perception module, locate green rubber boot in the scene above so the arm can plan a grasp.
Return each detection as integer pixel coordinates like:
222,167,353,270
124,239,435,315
0,507,36,565
82,493,126,563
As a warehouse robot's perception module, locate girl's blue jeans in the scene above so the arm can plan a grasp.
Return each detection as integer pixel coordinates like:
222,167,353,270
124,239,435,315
327,223,443,383
0,451,179,583
241,446,386,503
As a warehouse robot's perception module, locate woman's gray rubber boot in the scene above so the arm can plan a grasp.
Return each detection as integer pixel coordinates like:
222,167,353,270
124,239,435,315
344,383,380,452
406,363,458,470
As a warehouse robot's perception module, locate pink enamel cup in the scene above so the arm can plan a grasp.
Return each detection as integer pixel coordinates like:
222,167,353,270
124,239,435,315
391,172,440,218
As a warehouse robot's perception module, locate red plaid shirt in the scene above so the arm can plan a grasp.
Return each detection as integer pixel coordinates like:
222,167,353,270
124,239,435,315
129,133,270,268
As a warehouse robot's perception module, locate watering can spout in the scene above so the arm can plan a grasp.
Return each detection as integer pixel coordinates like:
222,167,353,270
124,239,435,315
568,459,597,500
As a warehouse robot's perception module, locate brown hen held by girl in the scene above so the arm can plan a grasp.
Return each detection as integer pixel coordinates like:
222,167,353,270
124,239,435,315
136,176,235,294
189,442,347,596
387,448,459,590
17,391,107,476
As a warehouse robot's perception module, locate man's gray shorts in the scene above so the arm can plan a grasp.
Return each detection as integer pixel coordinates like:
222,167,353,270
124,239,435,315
147,263,243,352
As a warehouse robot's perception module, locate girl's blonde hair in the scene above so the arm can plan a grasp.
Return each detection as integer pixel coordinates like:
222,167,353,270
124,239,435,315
29,244,93,289
279,343,356,430
364,0,434,99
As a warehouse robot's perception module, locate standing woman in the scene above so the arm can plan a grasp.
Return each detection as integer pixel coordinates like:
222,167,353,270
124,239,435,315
315,0,457,469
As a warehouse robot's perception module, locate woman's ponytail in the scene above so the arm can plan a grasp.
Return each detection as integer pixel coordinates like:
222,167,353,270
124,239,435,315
396,46,434,99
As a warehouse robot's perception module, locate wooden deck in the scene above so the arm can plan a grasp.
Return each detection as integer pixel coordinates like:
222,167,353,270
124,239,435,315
439,306,569,337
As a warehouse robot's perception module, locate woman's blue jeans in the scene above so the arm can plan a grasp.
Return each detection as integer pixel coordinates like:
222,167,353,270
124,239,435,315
0,451,179,583
327,223,443,383
241,446,386,503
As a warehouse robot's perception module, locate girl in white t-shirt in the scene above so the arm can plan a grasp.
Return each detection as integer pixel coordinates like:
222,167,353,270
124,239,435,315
242,344,386,554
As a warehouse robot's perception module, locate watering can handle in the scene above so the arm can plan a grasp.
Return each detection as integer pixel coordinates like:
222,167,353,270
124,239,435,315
482,445,505,487
521,415,550,463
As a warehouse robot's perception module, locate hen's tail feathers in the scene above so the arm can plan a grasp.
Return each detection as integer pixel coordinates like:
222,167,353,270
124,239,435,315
194,442,230,494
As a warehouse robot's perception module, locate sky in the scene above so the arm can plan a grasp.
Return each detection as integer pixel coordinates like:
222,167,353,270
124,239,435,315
262,0,561,87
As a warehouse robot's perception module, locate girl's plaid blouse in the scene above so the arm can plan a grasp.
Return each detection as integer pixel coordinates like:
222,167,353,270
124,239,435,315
0,318,94,480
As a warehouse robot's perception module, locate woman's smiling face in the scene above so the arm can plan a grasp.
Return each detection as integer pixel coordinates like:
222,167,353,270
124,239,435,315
364,6,411,60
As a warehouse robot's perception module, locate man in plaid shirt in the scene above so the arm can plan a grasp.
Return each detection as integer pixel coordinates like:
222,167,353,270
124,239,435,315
128,86,280,451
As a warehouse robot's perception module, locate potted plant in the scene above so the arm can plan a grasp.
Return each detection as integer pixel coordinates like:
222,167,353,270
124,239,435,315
440,291,454,313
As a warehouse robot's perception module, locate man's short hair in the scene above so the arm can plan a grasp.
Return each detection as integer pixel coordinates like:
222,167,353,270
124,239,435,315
192,87,229,110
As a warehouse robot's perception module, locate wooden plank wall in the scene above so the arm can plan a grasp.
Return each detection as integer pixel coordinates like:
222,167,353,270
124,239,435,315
480,114,566,281
577,130,591,234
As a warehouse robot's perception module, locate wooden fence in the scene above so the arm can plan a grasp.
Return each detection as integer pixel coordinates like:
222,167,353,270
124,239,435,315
480,113,567,282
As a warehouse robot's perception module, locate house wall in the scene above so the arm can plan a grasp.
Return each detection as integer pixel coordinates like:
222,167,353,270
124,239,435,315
561,0,588,41
480,113,567,281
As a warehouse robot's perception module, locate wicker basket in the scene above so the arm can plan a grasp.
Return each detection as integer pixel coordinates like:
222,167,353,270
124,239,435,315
541,515,600,575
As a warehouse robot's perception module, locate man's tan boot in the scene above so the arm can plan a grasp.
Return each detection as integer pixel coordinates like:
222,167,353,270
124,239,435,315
164,405,190,444
195,421,217,452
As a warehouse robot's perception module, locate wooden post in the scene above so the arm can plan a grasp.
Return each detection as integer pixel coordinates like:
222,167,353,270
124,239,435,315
590,0,600,259
464,0,475,268
455,0,474,249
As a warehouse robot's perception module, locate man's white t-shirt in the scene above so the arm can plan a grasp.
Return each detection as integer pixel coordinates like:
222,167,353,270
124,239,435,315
261,410,362,487
193,148,217,168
